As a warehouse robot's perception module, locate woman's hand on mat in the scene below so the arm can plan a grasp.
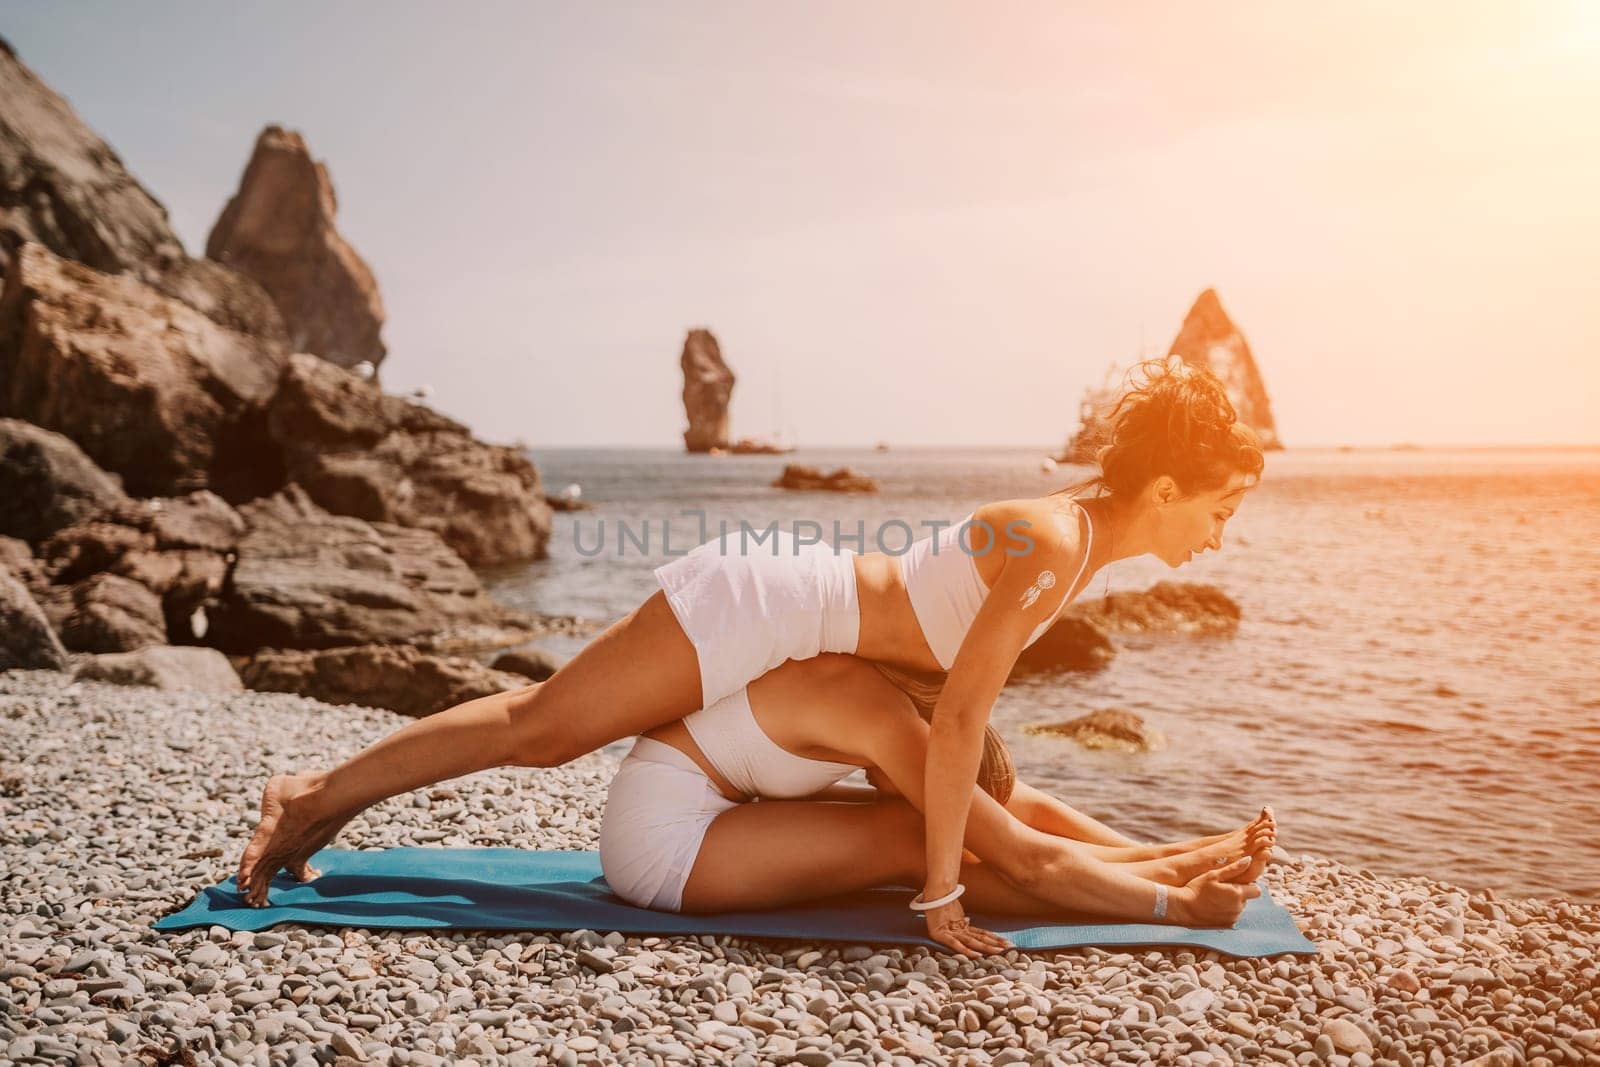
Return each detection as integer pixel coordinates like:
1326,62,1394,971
923,899,1012,958
1176,855,1263,927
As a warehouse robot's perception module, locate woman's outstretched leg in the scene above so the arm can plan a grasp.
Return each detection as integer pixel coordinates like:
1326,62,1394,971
1063,809,1277,869
680,795,1267,947
680,795,1066,925
238,591,707,906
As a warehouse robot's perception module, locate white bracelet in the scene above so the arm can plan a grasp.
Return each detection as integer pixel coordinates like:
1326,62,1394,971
909,884,966,912
1153,884,1168,920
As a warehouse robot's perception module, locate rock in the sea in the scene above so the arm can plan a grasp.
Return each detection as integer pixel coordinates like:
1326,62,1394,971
70,645,242,692
0,37,182,279
0,418,129,543
772,464,880,493
681,328,734,453
544,492,591,512
0,566,68,670
1168,289,1282,450
266,353,552,565
1023,707,1166,752
1061,288,1282,462
491,646,566,682
0,243,288,498
58,572,167,653
1068,581,1240,636
205,125,386,371
208,484,536,653
729,435,793,455
241,644,529,718
1008,616,1116,678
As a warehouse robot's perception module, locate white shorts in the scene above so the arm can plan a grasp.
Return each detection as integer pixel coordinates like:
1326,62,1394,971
654,526,860,708
599,737,740,911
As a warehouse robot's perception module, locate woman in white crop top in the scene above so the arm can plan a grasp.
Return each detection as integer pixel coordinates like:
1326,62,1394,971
598,653,1276,929
240,358,1266,956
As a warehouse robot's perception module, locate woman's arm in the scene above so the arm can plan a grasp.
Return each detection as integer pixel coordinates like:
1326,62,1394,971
1004,780,1145,848
916,521,1081,951
864,705,1257,928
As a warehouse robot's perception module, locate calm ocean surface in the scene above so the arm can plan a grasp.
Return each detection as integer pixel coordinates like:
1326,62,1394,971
485,446,1600,903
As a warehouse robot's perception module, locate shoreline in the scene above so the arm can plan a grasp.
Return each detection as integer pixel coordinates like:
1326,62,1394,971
2,671,1597,1065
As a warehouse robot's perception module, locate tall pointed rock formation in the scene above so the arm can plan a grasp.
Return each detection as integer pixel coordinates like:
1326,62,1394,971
206,126,387,371
1062,289,1283,463
1166,289,1281,450
680,328,734,453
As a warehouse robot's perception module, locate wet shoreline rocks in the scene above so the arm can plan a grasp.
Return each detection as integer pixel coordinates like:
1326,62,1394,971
1067,582,1241,638
3,669,1597,1066
1010,582,1244,679
1024,708,1168,753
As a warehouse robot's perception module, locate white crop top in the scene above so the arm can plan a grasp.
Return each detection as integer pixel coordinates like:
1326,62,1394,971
896,504,1094,671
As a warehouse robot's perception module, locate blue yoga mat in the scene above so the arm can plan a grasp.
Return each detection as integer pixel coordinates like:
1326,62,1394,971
154,847,1316,958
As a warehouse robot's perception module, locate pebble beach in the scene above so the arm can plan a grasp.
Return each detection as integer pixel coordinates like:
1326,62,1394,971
3,670,1598,1067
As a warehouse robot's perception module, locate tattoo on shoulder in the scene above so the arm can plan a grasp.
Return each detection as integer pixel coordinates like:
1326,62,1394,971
1019,569,1057,609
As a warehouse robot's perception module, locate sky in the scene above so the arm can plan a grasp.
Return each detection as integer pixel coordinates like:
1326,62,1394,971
5,1,1598,448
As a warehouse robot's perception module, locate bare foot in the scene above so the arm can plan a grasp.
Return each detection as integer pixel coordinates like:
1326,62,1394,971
1216,807,1278,885
1212,806,1275,857
1224,843,1276,885
237,773,337,907
1172,821,1276,882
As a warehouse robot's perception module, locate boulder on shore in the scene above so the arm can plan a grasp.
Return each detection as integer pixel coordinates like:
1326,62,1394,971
241,644,529,718
206,125,386,371
1068,581,1241,636
207,485,537,654
1024,708,1167,753
266,353,552,566
0,243,288,499
70,645,242,693
491,646,566,682
0,535,45,590
38,491,243,642
772,464,880,493
0,418,129,544
57,572,166,653
680,328,734,453
0,566,68,670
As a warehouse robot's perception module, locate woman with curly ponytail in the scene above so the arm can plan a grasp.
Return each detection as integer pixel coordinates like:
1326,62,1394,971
1053,354,1265,584
240,352,1271,957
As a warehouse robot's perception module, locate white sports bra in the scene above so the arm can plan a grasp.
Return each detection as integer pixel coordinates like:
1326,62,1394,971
683,686,858,800
896,503,1094,671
